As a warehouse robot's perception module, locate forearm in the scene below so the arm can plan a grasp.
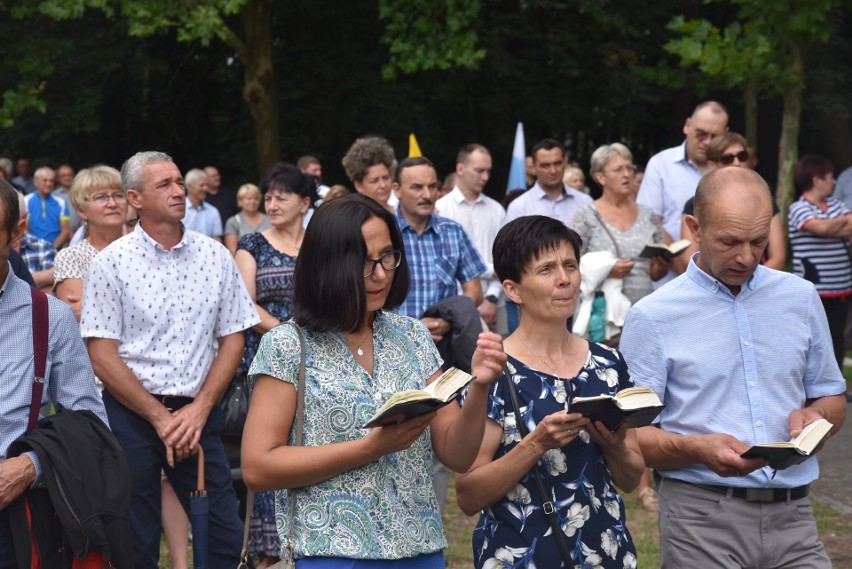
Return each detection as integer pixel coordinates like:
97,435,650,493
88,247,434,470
32,269,55,289
599,437,644,492
635,426,702,470
193,333,244,411
456,435,546,515
806,394,846,434
433,383,490,472
243,436,379,491
250,305,281,335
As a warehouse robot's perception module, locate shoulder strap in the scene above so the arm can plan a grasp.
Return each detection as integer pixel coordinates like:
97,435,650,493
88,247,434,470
239,321,307,569
502,365,574,566
28,286,48,433
591,207,623,259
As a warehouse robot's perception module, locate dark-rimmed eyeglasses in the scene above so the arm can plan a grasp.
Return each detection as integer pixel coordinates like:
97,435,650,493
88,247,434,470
718,150,749,166
364,250,402,278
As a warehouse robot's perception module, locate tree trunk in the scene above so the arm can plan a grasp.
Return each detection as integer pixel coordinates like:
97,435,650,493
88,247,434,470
776,45,803,232
240,0,279,178
744,79,758,152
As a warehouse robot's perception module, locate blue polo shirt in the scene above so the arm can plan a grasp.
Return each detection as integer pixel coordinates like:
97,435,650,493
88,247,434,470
25,193,68,243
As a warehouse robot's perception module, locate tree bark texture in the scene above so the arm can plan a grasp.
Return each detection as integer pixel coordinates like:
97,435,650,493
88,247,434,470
776,45,803,232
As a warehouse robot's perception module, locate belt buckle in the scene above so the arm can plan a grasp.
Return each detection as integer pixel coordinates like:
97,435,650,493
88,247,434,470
161,395,179,412
744,488,775,503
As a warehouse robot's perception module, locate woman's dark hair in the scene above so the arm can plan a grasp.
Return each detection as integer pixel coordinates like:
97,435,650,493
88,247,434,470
292,194,410,332
260,162,319,206
493,215,582,284
0,179,19,240
794,155,835,197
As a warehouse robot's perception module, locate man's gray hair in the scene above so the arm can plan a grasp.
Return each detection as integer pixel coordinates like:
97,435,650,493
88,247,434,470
121,151,173,191
33,166,54,181
590,143,632,178
185,168,208,188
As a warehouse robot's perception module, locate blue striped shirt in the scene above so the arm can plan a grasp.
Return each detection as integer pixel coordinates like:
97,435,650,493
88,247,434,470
0,264,108,479
620,256,845,488
394,211,486,319
788,196,852,296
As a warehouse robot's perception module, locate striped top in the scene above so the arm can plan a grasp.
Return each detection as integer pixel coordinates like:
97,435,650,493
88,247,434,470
788,196,852,297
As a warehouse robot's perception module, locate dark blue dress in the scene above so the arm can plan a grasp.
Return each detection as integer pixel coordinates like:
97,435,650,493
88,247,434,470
237,231,297,558
461,342,637,569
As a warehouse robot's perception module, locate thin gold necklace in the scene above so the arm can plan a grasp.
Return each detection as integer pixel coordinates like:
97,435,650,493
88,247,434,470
343,331,371,356
518,335,568,380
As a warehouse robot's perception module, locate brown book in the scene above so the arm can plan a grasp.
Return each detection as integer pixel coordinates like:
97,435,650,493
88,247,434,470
741,419,833,469
567,387,664,431
364,367,474,428
639,239,691,260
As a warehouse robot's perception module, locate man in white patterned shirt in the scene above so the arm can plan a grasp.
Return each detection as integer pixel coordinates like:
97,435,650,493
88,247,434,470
81,151,260,569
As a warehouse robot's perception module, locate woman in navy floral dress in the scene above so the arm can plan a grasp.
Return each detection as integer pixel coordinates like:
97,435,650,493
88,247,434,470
234,163,317,568
457,216,644,569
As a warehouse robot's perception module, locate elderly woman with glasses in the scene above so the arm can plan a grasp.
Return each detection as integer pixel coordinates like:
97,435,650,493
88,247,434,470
674,131,786,274
241,194,506,569
571,143,670,305
53,165,128,321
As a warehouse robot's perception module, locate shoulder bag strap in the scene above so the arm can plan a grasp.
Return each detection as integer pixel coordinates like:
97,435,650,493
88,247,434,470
591,207,623,259
238,321,307,569
28,286,48,433
503,365,574,566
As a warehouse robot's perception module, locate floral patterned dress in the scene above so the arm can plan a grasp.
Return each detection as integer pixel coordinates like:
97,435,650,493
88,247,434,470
237,231,298,559
461,342,637,569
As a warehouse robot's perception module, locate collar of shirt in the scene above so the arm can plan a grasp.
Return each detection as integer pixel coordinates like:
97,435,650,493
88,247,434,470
134,219,190,253
395,208,440,235
686,252,759,297
530,181,572,202
185,197,210,212
449,186,484,205
676,140,703,171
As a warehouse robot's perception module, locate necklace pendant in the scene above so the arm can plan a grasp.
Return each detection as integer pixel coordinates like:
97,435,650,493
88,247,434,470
357,347,364,356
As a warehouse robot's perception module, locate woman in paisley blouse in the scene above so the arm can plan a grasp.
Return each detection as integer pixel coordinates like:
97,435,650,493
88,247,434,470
234,163,316,568
456,215,644,569
241,193,507,568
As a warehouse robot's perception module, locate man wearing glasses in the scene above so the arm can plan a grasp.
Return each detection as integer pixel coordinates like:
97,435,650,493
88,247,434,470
637,101,729,256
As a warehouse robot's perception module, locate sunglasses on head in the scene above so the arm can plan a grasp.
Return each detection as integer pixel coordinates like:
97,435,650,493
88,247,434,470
718,150,749,166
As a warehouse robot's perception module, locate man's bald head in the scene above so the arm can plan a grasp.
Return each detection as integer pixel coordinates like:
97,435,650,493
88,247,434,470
694,167,772,224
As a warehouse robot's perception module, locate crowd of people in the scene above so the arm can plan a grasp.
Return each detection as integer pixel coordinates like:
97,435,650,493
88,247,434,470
0,97,849,569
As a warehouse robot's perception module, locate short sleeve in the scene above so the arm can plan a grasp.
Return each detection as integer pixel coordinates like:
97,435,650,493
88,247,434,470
455,227,487,283
619,306,667,401
225,215,240,237
237,232,259,256
802,285,848,398
211,243,261,337
788,201,816,232
80,253,125,340
248,323,301,390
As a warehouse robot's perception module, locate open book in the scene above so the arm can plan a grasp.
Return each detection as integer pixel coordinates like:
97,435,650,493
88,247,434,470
639,239,691,260
363,367,475,428
741,418,833,469
567,386,664,431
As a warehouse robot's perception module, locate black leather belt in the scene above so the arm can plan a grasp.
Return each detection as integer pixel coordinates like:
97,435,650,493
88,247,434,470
151,394,194,412
690,482,809,503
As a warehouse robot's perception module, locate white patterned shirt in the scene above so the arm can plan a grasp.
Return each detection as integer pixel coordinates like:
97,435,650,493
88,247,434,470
80,223,260,396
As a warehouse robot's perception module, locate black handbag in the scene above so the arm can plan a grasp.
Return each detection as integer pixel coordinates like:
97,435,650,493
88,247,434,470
218,366,250,440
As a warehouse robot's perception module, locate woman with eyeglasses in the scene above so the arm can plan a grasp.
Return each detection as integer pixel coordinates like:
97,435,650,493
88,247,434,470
572,143,671,306
234,163,317,568
674,132,786,274
241,193,506,569
54,165,128,322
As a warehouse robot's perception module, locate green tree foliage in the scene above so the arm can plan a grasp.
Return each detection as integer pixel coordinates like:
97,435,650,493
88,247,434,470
660,0,840,217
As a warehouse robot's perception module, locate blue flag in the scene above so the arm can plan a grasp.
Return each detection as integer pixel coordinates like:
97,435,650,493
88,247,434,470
507,122,526,193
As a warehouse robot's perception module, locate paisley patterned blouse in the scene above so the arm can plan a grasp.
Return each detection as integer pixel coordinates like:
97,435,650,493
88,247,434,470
460,342,637,569
249,311,447,560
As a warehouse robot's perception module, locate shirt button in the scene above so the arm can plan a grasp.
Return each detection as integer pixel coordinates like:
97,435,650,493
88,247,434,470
743,340,750,346
756,421,764,427
749,382,756,387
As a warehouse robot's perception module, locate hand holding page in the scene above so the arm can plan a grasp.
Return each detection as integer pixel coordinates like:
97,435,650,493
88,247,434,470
364,367,474,428
568,386,664,431
639,239,691,261
740,418,833,469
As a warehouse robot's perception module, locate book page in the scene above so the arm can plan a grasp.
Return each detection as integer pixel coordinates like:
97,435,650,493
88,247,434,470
791,419,833,454
427,368,474,402
613,387,663,411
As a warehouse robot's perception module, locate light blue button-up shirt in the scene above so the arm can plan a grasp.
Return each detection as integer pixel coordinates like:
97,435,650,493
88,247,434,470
620,255,846,488
504,182,592,228
636,141,702,241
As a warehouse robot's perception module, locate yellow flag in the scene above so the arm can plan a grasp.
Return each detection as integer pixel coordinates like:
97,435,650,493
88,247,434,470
408,133,423,158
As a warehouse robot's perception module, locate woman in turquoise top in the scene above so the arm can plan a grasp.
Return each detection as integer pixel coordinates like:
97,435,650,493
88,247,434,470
241,194,507,567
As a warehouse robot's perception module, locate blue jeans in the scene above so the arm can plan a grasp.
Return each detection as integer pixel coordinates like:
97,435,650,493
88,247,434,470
103,390,242,569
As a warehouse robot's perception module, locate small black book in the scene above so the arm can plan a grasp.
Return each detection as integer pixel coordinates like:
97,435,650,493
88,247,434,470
568,387,664,431
639,239,691,260
741,419,833,469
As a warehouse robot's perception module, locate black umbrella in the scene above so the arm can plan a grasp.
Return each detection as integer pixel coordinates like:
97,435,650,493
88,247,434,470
190,445,209,569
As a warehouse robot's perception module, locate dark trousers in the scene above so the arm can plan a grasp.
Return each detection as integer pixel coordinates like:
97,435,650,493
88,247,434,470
0,512,16,569
103,390,242,569
820,295,848,370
